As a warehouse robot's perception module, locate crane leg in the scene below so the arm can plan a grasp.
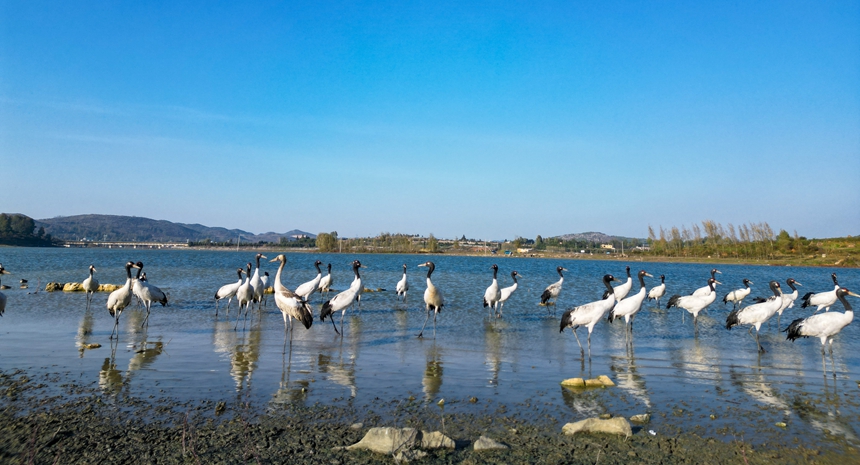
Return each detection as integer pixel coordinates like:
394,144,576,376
755,329,765,353
571,328,584,355
418,310,430,338
329,312,340,335
339,310,346,336
433,310,437,338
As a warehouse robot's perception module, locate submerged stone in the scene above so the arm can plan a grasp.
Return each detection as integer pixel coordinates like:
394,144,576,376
473,435,508,451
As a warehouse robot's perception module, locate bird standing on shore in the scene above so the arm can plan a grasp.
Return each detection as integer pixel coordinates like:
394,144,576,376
418,261,444,338
540,266,567,307
723,279,753,310
497,271,521,318
0,264,10,317
726,281,783,353
647,275,666,307
801,273,840,313
215,268,244,316
560,274,620,357
107,262,138,339
82,265,99,310
395,264,409,303
483,264,501,316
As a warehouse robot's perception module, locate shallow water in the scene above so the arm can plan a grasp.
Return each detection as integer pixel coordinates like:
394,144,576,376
1,247,859,448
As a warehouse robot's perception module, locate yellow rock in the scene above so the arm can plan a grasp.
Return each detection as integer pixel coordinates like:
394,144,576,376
584,378,605,387
83,343,102,349
97,284,121,292
560,378,585,387
264,287,274,294
597,375,615,387
45,282,63,292
63,282,84,292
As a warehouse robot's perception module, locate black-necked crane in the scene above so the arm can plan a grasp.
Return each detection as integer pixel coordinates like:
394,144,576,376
692,268,722,296
107,261,139,339
666,277,721,327
540,266,567,307
0,264,10,317
235,263,255,330
395,264,409,303
723,279,753,310
605,266,632,301
483,264,501,316
260,271,270,306
647,274,666,307
132,262,168,328
801,273,840,313
320,260,363,336
497,271,521,318
250,253,267,309
270,255,313,350
560,274,620,356
418,261,444,338
82,265,99,310
775,278,802,327
609,270,652,336
786,287,859,356
215,268,244,316
726,280,783,353
294,260,323,302
318,263,333,298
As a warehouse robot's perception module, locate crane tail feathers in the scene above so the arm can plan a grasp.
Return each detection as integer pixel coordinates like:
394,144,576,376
725,308,740,329
784,318,806,341
666,295,681,309
299,302,313,329
800,292,814,308
540,290,551,304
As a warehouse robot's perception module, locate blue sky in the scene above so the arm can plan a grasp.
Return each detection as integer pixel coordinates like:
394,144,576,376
1,1,858,240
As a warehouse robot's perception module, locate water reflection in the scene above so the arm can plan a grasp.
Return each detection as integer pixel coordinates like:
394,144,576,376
271,346,310,405
76,311,94,358
423,342,443,402
609,348,651,409
484,319,505,389
560,386,604,418
212,318,261,394
99,342,123,395
730,366,791,417
318,351,356,398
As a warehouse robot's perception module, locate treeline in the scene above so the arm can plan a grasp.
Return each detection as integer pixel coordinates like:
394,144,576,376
644,220,840,260
316,232,440,253
0,213,54,246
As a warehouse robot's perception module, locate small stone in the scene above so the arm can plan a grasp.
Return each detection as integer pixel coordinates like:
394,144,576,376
215,401,226,415
83,343,102,350
350,423,363,430
437,399,445,407
469,396,478,403
473,435,508,451
346,427,420,455
710,414,716,420
562,417,632,437
630,414,650,424
560,378,585,387
599,413,611,420
407,396,415,401
421,431,455,449
775,422,787,428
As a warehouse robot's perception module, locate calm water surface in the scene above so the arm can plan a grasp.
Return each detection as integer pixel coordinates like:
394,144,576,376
1,248,859,447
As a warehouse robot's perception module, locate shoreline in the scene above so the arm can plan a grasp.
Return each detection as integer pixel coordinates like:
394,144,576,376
1,369,857,464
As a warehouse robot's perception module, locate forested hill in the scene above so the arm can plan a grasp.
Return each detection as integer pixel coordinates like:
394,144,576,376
35,214,314,243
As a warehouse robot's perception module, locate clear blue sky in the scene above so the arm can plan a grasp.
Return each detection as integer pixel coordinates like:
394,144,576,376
2,1,858,240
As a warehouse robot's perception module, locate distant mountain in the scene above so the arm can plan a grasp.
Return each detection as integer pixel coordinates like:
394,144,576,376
555,231,643,244
35,214,315,243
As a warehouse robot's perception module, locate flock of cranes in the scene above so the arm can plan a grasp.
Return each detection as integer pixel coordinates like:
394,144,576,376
0,258,856,361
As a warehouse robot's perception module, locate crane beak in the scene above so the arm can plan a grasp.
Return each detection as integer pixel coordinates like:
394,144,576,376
0,270,10,275
748,280,754,285
269,257,281,263
716,270,722,274
847,291,860,298
795,282,802,286
714,280,723,285
260,255,268,259
644,273,653,278
562,268,568,271
518,274,525,278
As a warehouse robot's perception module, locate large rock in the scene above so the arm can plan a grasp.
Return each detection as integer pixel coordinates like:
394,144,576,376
98,284,121,292
63,282,84,292
345,427,420,454
45,282,63,292
393,449,427,463
421,431,455,449
473,435,508,451
563,417,632,437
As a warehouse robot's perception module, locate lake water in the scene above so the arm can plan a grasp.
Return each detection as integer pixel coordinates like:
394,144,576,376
1,247,859,448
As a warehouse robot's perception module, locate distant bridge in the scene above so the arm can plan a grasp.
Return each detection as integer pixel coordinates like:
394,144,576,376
62,241,189,249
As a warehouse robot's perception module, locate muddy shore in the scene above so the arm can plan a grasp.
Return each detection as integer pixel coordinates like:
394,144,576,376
1,369,856,464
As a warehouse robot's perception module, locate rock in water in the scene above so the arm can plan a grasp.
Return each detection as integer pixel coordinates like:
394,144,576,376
346,427,420,454
562,417,632,437
421,431,455,449
63,282,84,292
630,414,651,424
473,435,508,451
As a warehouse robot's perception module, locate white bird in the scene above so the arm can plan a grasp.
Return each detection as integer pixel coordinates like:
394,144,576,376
107,262,139,339
722,279,753,310
320,260,363,335
214,268,244,316
775,278,802,327
260,271,270,306
692,268,722,297
417,261,444,338
497,271,521,318
560,274,620,356
726,281,783,353
234,263,256,330
294,260,323,302
318,263,333,298
483,264,502,316
801,273,840,313
395,264,409,303
647,274,666,307
0,264,10,318
269,255,313,347
82,265,99,310
608,270,653,334
786,287,859,355
666,278,721,327
540,266,567,307
250,253,267,308
351,261,367,312
132,261,168,328
605,266,633,301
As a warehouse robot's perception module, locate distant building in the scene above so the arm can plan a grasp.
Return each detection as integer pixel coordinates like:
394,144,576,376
291,234,309,239
600,244,615,250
